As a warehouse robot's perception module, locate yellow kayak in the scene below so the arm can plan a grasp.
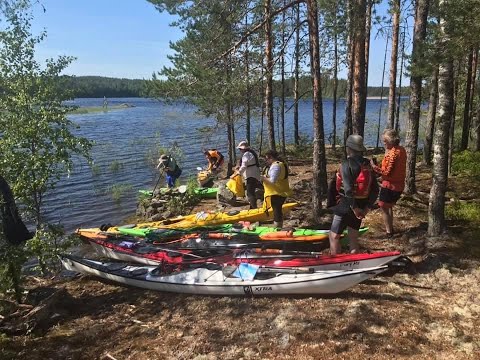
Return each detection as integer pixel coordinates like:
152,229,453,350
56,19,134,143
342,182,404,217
79,202,298,234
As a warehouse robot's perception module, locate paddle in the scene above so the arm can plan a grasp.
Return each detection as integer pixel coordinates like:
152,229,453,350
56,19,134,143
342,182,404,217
152,168,165,194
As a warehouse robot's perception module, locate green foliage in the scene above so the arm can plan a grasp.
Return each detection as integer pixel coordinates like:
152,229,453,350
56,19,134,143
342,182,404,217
91,164,101,177
285,134,313,159
25,224,79,275
0,243,27,301
446,201,480,223
0,4,92,300
108,183,133,203
0,6,92,224
62,75,147,98
451,151,480,177
109,160,123,173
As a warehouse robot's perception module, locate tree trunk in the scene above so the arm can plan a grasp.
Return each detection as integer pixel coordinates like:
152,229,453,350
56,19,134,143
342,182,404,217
363,0,372,117
332,0,339,150
460,49,474,151
280,1,286,155
264,0,275,151
306,0,327,219
404,0,429,194
293,3,300,146
423,66,439,165
448,62,460,175
245,15,251,145
387,0,400,129
352,0,367,137
376,33,389,149
344,0,354,150
395,27,405,131
428,15,454,237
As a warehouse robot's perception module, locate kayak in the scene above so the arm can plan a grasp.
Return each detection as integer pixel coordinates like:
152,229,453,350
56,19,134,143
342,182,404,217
79,202,298,233
78,231,402,271
117,224,365,241
79,231,331,265
139,187,218,199
60,254,388,295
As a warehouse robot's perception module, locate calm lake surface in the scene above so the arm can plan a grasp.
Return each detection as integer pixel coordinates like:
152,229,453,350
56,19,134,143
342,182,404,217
45,97,408,232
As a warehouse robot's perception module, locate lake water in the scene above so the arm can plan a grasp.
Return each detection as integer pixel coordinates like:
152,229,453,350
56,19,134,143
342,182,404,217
44,97,408,232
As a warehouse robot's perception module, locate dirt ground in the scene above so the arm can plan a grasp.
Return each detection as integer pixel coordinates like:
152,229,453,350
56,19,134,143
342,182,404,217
1,151,479,360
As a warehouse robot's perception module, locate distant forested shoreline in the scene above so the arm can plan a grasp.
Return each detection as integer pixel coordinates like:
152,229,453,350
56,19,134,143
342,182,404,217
63,75,408,99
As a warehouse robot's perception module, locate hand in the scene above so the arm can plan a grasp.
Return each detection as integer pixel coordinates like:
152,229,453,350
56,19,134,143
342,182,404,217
352,207,365,219
370,159,376,168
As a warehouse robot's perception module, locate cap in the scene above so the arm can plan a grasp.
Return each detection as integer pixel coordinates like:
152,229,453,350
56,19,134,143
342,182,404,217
345,134,366,152
236,141,249,150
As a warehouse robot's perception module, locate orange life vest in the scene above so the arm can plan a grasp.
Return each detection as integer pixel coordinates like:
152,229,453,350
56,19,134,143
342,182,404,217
336,158,373,199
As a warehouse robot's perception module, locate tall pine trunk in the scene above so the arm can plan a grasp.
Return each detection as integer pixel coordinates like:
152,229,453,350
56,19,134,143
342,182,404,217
460,49,474,151
423,66,439,165
395,27,405,131
344,0,354,149
405,0,429,193
264,0,275,151
352,0,367,136
428,13,454,237
376,34,389,149
307,0,327,218
245,15,251,144
280,2,286,155
332,0,339,150
387,0,400,129
293,3,300,146
363,0,372,116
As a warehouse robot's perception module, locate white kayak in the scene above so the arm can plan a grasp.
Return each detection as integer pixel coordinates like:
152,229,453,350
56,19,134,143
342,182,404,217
60,254,387,296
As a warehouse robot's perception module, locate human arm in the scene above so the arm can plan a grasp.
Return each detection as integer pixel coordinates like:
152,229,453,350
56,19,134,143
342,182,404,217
371,149,398,176
261,163,281,184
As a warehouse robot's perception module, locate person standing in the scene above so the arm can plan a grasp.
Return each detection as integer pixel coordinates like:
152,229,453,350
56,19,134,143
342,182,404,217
329,134,378,255
157,154,182,188
231,141,262,209
261,150,292,228
370,129,407,237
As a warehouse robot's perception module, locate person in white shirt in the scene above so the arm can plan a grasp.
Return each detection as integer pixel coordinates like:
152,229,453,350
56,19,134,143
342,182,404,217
230,141,262,209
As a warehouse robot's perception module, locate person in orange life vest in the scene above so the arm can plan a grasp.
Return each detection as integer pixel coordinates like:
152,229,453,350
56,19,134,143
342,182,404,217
260,150,292,229
204,149,224,172
329,134,379,255
370,129,406,237
230,140,262,209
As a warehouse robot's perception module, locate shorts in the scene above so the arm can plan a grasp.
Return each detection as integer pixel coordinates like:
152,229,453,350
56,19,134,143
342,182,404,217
330,211,362,234
378,187,402,208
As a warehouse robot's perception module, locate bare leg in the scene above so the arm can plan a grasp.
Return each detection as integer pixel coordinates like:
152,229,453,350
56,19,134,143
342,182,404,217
329,231,342,255
381,206,394,234
347,227,360,253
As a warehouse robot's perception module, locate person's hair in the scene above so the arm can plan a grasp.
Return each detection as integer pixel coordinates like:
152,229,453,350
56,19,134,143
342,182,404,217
264,149,280,160
383,129,401,146
204,151,210,156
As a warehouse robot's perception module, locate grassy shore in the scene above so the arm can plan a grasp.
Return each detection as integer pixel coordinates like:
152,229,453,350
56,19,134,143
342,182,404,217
69,103,135,114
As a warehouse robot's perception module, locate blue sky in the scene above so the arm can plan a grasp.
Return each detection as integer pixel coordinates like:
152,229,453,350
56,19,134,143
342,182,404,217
30,1,410,86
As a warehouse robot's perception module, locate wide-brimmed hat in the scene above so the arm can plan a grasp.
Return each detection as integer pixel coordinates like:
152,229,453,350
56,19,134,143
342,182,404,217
236,141,249,150
346,134,366,152
159,154,169,163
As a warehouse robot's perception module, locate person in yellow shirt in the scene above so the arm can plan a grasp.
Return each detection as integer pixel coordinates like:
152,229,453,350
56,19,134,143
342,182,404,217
260,150,292,229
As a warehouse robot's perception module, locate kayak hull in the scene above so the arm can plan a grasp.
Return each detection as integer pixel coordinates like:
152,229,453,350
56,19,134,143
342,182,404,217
60,254,387,295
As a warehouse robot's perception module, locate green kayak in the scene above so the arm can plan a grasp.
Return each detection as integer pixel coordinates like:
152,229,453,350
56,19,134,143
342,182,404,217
139,187,218,199
117,223,368,242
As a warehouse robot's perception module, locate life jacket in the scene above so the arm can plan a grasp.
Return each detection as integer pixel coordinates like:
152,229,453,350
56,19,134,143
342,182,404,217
336,157,373,199
263,161,292,198
239,149,259,168
206,149,224,170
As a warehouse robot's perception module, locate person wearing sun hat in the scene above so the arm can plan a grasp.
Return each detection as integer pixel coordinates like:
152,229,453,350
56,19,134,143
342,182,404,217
328,134,379,255
156,154,182,188
230,140,262,209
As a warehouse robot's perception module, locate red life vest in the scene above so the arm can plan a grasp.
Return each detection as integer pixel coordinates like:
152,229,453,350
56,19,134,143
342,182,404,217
336,159,373,199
